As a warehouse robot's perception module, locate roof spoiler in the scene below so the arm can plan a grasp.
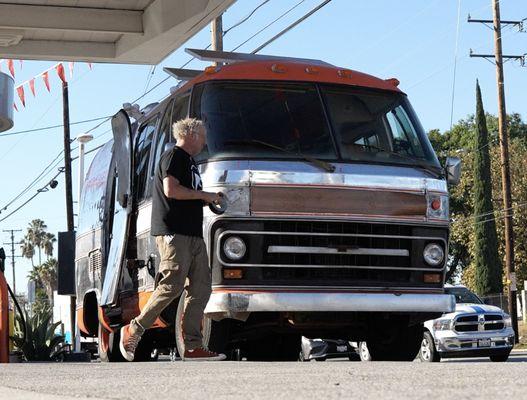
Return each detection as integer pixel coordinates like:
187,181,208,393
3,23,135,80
185,48,331,66
163,48,333,81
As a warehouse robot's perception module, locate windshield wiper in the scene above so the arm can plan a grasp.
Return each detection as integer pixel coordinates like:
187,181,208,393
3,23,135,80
349,143,444,179
224,139,336,173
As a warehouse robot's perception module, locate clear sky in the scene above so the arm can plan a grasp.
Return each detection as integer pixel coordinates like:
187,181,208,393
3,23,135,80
0,0,525,294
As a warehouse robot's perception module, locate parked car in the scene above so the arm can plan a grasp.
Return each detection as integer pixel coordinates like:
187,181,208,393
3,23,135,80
358,285,515,362
299,337,359,362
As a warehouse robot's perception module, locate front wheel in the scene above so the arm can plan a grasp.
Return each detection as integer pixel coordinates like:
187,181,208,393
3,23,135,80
366,322,423,361
490,353,510,362
175,290,230,358
98,323,124,362
418,331,440,362
358,341,372,361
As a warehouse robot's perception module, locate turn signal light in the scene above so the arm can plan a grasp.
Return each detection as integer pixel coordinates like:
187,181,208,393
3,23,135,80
223,269,243,279
271,63,287,73
423,273,442,283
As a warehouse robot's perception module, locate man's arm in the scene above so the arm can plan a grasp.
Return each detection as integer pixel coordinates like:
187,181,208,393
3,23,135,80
163,175,220,204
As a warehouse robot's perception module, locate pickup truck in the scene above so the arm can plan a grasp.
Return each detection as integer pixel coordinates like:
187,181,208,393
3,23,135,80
357,285,515,362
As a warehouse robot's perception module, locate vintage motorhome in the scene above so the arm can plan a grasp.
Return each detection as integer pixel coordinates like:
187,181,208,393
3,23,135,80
73,49,459,361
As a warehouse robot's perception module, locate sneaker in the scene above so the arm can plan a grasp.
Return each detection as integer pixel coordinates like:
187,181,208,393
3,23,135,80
183,347,226,361
119,324,142,361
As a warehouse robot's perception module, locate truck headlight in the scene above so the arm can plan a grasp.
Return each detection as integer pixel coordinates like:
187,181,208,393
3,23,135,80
223,236,246,261
503,314,512,327
423,243,444,266
433,318,452,331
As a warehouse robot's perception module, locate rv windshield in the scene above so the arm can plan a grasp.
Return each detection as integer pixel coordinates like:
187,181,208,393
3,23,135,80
191,81,440,169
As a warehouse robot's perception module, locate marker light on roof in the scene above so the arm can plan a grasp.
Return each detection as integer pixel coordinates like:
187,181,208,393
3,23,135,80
204,65,220,74
271,63,287,73
385,78,400,87
337,69,352,78
305,66,319,74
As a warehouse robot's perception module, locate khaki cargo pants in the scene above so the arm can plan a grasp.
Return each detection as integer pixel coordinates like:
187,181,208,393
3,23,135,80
130,234,212,350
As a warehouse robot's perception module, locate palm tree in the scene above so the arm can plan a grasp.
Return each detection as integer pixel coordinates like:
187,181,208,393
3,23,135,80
27,259,58,307
20,238,35,267
42,232,56,259
27,219,47,265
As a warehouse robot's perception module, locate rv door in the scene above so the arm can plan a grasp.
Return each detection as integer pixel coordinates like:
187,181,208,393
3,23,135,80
101,110,133,307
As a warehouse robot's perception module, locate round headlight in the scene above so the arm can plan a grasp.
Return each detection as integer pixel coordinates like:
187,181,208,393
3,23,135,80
223,236,246,261
423,243,444,266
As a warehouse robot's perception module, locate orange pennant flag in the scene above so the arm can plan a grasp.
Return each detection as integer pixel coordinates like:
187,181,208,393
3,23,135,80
68,62,74,78
7,59,14,78
29,78,36,96
16,86,25,107
88,62,92,70
42,71,51,92
56,63,66,83
13,103,18,112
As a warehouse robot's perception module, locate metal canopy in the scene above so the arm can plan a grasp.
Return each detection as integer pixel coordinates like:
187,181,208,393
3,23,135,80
185,48,332,66
0,0,236,64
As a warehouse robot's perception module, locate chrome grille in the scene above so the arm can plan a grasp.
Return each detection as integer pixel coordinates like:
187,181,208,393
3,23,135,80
453,314,504,332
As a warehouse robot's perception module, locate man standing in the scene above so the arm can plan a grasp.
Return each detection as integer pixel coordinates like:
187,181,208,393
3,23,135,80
119,118,225,361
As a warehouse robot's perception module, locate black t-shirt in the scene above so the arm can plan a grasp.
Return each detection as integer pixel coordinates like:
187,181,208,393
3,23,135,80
150,146,203,237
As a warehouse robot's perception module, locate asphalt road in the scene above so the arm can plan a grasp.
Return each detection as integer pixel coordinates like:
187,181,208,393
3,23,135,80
1,353,526,400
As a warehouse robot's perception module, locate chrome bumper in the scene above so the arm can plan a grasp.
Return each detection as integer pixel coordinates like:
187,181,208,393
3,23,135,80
205,291,455,315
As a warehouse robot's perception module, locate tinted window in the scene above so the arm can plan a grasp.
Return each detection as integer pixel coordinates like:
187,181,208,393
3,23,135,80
134,117,157,201
446,287,483,304
190,82,336,162
152,99,174,177
321,85,438,166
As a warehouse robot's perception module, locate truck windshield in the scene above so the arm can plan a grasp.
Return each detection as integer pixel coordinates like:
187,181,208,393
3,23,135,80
190,81,440,169
446,287,483,304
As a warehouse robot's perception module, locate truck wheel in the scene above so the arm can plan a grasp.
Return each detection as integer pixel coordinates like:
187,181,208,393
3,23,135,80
245,335,301,361
490,353,509,362
175,290,230,358
418,331,440,362
367,322,423,361
98,323,124,362
358,341,372,361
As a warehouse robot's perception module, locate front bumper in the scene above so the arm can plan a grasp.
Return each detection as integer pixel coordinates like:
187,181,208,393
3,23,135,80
205,291,455,317
434,329,515,357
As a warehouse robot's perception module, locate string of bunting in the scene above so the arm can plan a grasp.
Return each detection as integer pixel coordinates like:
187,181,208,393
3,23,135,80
0,59,92,111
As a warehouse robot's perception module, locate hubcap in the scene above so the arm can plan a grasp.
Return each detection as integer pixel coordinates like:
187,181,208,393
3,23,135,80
360,343,370,360
420,338,431,361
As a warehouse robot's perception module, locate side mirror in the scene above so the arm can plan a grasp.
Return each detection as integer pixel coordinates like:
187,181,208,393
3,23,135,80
445,157,461,186
0,247,5,273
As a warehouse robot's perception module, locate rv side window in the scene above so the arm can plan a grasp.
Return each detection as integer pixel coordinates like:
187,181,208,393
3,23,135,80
151,95,189,175
135,117,158,202
151,99,174,177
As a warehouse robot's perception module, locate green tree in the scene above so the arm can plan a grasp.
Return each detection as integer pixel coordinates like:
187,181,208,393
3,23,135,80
472,81,502,296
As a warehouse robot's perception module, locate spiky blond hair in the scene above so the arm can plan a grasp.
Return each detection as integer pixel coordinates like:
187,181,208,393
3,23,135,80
172,118,205,140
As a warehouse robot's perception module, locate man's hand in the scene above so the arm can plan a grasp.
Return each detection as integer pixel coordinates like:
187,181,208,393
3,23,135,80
201,191,222,205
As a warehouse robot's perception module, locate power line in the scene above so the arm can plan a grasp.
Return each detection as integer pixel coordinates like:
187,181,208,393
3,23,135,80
223,0,272,36
232,0,308,52
252,0,333,54
0,116,111,138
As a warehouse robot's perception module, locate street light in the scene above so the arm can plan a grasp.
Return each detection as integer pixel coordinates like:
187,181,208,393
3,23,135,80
76,133,93,203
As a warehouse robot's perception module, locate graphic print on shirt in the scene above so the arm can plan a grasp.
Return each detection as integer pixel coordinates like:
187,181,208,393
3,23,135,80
191,164,202,190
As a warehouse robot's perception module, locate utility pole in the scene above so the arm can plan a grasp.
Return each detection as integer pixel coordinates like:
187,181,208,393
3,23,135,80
2,229,21,294
468,0,523,341
211,14,223,66
62,81,76,346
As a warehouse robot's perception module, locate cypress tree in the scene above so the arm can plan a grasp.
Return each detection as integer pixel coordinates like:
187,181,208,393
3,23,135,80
473,80,502,296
